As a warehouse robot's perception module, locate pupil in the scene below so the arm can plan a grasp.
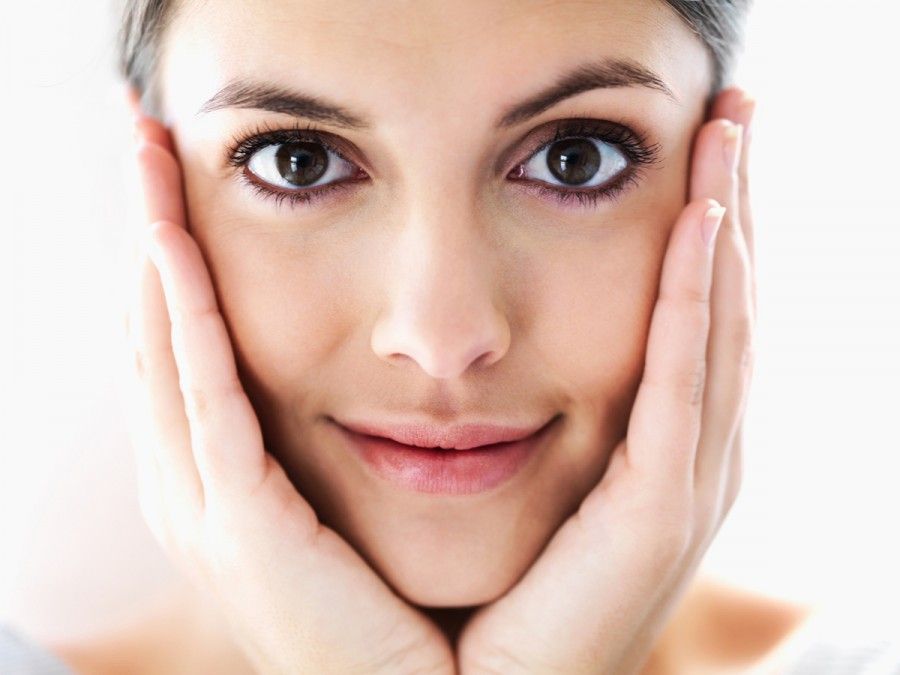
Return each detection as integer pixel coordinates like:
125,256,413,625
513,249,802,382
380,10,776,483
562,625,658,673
275,141,328,186
547,138,601,185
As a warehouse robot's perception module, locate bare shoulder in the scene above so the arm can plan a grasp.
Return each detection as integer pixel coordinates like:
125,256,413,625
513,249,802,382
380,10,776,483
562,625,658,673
46,629,151,675
642,574,815,675
689,576,814,664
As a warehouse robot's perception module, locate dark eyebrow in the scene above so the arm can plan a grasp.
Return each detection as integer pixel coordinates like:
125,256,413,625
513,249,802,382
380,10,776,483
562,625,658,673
198,57,675,131
199,81,372,130
496,57,676,128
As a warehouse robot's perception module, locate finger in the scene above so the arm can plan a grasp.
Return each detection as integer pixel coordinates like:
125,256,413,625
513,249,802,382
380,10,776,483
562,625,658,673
722,420,744,515
711,87,757,315
144,220,269,503
711,87,755,256
624,198,724,485
126,117,182,328
129,134,183,292
134,114,177,155
135,139,185,228
689,119,755,497
129,234,204,523
117,313,171,544
130,127,184,325
130,132,205,523
126,81,177,154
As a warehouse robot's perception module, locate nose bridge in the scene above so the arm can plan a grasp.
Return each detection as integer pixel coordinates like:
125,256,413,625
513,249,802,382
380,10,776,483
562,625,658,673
392,188,488,310
370,180,511,379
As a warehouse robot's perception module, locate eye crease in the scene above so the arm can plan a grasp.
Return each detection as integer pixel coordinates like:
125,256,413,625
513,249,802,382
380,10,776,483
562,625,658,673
226,118,661,211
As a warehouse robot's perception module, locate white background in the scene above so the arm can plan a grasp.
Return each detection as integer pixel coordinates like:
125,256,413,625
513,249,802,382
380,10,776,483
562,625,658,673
2,1,898,642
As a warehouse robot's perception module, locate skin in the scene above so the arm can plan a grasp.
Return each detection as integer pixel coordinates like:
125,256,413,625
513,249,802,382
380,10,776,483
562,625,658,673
157,0,711,608
92,0,781,672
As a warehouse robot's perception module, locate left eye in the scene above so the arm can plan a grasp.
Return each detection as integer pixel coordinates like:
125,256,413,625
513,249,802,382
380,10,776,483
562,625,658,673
519,137,629,189
246,140,358,190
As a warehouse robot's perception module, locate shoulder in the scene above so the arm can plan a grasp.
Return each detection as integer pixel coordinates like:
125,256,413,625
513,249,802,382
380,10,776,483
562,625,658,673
641,575,814,674
685,576,815,668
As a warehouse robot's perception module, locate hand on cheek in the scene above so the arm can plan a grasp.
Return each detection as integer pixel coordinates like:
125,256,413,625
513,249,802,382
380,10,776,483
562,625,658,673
123,110,457,675
455,88,756,675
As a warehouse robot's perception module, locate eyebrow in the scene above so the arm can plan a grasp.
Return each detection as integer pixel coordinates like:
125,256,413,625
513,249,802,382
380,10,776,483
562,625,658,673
198,57,676,130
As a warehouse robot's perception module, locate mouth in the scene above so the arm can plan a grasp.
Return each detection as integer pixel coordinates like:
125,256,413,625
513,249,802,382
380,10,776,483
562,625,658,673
328,414,561,495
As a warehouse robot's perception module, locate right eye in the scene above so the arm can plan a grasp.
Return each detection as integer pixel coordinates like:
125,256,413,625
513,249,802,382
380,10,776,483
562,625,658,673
246,140,360,191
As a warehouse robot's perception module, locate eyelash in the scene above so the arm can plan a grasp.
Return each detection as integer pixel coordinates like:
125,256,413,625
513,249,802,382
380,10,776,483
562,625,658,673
225,118,661,211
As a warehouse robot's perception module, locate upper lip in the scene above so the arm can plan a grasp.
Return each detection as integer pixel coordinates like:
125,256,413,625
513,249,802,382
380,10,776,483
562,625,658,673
333,416,555,450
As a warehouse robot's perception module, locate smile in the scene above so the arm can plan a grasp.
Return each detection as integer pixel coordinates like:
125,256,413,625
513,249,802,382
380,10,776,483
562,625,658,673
328,415,561,495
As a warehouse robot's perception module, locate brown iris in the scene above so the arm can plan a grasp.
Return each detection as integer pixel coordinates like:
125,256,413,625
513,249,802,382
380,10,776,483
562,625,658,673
546,138,601,185
275,141,329,186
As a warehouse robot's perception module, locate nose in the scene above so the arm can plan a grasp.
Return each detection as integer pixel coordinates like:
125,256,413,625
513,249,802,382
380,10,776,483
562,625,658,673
370,199,511,380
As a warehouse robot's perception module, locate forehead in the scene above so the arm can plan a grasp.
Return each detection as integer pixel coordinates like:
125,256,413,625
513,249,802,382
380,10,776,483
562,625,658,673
161,0,710,129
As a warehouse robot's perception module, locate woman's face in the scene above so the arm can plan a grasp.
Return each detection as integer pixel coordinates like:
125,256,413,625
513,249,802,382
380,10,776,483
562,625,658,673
157,0,711,607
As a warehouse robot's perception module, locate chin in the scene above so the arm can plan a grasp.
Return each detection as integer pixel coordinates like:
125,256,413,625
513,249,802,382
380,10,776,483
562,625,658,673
349,501,555,608
378,540,524,607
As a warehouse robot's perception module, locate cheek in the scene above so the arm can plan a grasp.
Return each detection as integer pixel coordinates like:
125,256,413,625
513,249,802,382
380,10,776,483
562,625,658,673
529,227,668,422
179,158,366,383
513,227,669,522
533,219,669,486
197,230,355,403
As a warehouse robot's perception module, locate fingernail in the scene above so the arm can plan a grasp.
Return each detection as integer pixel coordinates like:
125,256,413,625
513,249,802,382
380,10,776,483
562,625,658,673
723,123,742,173
701,205,726,248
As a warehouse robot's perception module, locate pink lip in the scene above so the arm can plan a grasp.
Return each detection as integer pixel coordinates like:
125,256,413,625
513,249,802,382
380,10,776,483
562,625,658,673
336,418,547,450
329,416,559,495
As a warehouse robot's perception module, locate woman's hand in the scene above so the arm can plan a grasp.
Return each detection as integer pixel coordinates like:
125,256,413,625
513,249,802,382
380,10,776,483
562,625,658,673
455,87,757,675
122,110,457,675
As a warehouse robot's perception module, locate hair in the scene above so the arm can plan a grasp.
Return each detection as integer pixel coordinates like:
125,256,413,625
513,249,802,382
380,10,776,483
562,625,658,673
117,0,751,117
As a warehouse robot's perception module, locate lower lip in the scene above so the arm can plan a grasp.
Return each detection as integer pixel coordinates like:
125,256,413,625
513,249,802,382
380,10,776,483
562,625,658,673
332,418,557,495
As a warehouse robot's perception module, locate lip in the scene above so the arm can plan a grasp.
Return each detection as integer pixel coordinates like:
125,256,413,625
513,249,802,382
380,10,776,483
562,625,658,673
329,415,559,495
336,418,548,450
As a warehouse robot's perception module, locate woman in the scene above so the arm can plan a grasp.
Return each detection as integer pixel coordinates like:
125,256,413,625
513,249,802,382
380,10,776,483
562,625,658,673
2,0,854,672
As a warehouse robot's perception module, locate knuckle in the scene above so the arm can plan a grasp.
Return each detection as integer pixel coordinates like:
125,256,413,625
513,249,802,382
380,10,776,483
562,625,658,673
644,358,708,407
181,379,242,422
182,385,212,419
171,303,218,330
660,283,710,310
671,360,708,406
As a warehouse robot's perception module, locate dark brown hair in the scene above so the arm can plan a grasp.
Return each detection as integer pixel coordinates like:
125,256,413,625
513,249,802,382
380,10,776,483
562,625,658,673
118,0,751,117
